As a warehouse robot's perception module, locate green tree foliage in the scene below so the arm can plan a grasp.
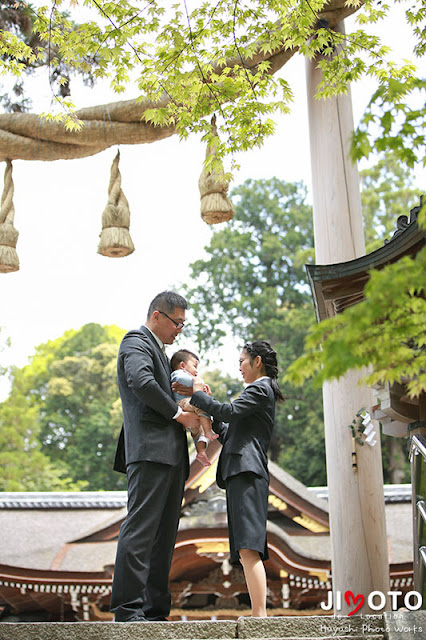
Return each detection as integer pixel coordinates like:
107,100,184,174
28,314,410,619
0,323,127,490
0,375,83,491
360,152,424,252
0,326,11,376
186,177,327,485
39,342,124,488
203,369,242,404
353,76,426,169
0,1,422,167
0,0,98,113
187,177,314,349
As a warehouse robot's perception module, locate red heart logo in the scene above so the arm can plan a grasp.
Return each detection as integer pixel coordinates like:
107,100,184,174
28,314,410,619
345,590,365,616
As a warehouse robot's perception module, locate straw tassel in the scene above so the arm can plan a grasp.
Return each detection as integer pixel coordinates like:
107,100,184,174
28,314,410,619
198,116,234,224
0,160,19,273
98,150,135,257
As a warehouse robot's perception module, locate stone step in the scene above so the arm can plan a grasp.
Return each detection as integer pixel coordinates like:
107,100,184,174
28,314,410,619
0,625,381,640
238,615,384,638
0,611,424,640
2,620,234,640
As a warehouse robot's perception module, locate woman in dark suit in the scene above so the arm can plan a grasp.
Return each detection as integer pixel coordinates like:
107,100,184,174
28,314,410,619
190,340,284,617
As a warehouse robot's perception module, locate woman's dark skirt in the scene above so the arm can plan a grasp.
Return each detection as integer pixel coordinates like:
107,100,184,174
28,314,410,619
225,471,269,565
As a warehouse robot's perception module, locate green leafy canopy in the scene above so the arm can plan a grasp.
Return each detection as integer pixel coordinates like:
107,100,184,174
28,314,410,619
1,1,423,167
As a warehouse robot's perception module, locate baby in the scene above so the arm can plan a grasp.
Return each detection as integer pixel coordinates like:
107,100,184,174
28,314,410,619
170,349,218,466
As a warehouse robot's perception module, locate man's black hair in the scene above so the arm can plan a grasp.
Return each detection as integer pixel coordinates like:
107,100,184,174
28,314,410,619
147,291,188,318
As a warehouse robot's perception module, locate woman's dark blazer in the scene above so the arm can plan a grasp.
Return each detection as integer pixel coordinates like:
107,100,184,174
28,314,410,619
190,378,275,489
113,326,189,476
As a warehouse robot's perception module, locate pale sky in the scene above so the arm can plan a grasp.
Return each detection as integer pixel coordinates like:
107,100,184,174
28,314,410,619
0,3,424,399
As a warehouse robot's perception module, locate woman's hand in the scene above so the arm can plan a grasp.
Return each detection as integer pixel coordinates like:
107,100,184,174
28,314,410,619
171,382,192,397
192,375,205,393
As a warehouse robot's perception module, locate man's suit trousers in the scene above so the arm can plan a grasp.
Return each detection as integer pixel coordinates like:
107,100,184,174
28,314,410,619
110,460,186,621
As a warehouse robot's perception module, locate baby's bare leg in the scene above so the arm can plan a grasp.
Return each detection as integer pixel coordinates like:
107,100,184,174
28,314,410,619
195,440,211,467
200,415,218,441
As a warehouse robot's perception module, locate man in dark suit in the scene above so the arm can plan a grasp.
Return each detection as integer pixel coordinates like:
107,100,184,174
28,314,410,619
110,291,200,622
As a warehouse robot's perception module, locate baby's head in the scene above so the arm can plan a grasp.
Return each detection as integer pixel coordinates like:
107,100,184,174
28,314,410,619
171,349,200,376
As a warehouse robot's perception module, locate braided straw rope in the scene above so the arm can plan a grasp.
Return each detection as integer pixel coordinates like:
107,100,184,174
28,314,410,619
98,151,134,257
0,160,19,272
0,99,176,162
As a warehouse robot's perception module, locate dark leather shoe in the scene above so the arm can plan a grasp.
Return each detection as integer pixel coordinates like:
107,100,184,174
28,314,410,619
147,616,168,621
126,615,148,622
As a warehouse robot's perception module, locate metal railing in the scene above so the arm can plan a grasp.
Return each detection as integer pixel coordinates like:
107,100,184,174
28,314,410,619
410,433,426,605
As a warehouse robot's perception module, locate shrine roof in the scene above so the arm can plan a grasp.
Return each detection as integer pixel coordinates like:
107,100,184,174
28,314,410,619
0,504,126,572
307,207,425,321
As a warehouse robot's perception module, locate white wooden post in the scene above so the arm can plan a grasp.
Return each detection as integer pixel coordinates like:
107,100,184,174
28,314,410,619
305,23,390,614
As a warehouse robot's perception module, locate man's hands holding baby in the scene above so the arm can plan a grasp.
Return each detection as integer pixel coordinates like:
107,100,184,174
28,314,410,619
175,411,200,430
172,375,210,432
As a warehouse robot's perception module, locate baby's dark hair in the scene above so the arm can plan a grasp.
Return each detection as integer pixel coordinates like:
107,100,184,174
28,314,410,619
243,340,285,402
170,349,199,372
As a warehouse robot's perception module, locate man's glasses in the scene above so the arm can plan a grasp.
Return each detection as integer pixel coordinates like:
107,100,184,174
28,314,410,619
157,310,185,329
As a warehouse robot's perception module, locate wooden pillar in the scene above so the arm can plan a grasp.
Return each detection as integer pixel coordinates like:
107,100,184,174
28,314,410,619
305,23,390,614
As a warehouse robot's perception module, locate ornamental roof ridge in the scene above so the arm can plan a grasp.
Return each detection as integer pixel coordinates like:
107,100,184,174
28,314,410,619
385,195,424,243
309,484,412,503
0,491,128,509
0,484,412,510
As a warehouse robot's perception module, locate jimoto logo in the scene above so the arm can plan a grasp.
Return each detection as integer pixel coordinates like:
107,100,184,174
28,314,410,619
320,590,422,615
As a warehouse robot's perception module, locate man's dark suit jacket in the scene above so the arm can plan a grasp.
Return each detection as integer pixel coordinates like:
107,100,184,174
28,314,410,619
190,378,275,489
113,326,189,478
